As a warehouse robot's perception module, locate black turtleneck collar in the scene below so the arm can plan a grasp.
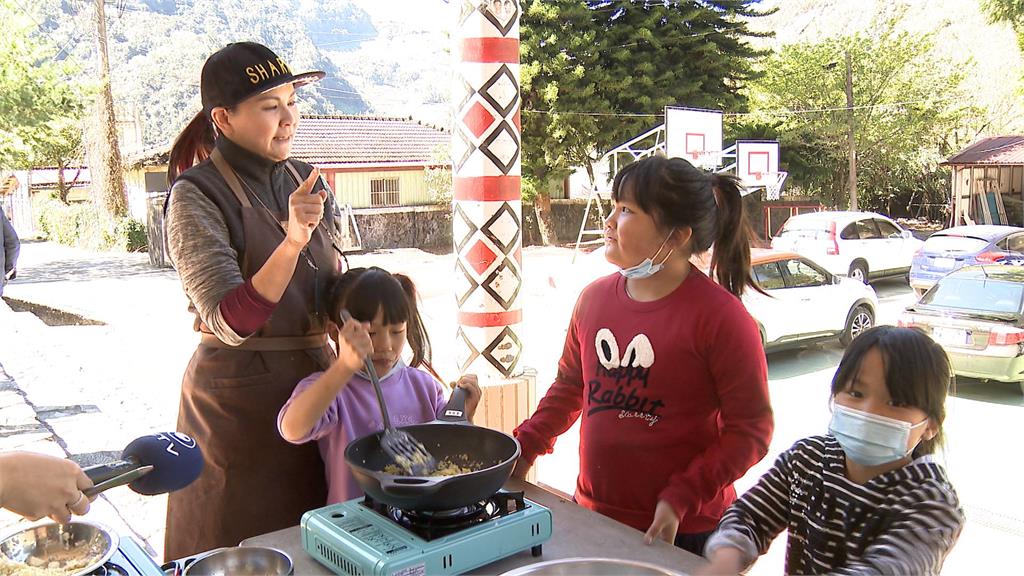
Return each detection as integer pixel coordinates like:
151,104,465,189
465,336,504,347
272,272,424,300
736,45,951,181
215,135,287,188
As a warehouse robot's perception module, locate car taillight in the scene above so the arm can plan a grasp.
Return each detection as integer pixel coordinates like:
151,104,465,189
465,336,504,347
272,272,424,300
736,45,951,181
827,222,839,255
898,315,916,328
988,327,1024,346
976,252,1004,263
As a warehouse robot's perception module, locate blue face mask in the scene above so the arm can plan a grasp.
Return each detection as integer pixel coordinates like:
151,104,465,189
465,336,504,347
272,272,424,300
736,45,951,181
829,404,928,467
618,232,675,280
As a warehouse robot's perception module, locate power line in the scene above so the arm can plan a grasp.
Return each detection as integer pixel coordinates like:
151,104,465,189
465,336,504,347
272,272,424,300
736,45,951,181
729,95,965,117
523,109,663,117
9,0,46,32
521,95,967,119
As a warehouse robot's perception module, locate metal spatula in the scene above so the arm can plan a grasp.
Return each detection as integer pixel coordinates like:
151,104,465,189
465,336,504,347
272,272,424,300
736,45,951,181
340,310,437,476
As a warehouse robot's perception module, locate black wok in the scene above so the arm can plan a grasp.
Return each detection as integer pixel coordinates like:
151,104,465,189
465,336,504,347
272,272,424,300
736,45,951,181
345,387,520,511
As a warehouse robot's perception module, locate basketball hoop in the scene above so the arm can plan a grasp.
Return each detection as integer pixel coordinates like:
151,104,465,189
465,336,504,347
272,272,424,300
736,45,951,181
752,171,764,182
764,171,788,201
689,150,722,171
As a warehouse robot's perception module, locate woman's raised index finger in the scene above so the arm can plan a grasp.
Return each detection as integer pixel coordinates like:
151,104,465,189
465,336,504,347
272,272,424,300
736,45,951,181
295,167,320,195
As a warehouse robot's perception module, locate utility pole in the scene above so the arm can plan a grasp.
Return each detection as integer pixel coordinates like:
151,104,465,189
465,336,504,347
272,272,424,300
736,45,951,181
844,49,857,211
91,0,128,218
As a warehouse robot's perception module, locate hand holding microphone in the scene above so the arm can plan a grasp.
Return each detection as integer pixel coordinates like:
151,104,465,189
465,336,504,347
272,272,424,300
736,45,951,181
0,451,93,524
0,432,202,525
83,432,204,497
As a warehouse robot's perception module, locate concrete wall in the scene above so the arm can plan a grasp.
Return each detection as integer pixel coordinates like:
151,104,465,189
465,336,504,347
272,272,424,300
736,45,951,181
125,166,168,222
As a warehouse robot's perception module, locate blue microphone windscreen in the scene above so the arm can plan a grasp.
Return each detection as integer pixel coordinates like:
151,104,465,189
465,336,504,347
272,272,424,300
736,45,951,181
123,432,204,495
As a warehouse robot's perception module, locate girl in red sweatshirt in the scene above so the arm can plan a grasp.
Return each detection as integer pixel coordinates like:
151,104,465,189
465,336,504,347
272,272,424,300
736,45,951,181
513,155,774,555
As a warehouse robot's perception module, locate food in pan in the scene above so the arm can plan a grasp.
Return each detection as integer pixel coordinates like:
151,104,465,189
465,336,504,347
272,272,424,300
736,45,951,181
0,542,105,576
384,456,476,476
0,556,62,576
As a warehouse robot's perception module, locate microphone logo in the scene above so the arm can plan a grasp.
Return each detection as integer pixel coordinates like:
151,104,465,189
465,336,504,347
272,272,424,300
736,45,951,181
154,432,198,456
169,432,197,448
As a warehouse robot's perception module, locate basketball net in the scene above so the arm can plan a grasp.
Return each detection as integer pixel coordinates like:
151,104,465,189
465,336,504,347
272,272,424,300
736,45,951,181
764,171,788,201
689,150,721,171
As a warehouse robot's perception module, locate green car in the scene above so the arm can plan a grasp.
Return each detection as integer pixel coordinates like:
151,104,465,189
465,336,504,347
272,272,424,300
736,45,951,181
900,263,1024,394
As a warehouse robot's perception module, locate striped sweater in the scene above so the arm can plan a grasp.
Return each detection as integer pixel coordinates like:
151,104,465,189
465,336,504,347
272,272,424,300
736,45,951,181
705,435,963,575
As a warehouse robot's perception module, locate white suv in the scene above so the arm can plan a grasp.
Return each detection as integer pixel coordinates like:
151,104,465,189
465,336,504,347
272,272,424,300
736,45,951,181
747,250,878,350
770,211,923,283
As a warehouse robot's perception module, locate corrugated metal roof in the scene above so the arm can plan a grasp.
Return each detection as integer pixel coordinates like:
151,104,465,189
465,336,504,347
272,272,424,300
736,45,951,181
290,115,449,166
945,136,1024,165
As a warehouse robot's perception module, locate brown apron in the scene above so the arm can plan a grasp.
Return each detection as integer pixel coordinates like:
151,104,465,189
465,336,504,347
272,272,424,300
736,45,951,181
164,150,340,560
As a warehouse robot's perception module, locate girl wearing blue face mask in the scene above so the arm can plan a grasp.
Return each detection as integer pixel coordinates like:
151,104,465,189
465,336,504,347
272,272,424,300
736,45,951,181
513,156,774,555
702,325,964,575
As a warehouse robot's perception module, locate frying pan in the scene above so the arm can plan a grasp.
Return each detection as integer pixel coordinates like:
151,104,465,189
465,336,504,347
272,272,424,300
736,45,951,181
345,387,520,511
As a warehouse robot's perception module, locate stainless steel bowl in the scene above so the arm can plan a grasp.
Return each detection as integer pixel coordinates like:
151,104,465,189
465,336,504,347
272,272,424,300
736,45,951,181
183,546,293,576
500,557,683,576
0,520,118,576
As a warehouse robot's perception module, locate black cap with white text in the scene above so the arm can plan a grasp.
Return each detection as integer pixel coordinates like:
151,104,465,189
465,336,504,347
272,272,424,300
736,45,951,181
200,42,324,116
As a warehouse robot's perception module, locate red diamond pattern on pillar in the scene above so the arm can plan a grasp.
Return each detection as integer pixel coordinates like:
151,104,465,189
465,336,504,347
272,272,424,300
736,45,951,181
465,238,499,276
463,101,496,140
513,109,521,132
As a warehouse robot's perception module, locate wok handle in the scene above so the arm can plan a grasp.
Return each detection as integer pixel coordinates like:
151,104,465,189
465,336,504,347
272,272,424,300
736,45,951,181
380,475,447,495
436,386,469,423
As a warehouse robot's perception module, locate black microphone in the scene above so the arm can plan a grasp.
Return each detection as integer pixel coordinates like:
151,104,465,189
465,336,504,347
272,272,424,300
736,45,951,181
83,432,204,496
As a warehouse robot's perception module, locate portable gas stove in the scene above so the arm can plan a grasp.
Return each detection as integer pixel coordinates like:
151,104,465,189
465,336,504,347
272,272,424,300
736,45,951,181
302,490,552,576
89,535,164,576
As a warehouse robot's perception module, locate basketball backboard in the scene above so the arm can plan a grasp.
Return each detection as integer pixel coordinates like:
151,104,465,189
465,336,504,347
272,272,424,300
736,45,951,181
736,140,780,188
665,107,723,170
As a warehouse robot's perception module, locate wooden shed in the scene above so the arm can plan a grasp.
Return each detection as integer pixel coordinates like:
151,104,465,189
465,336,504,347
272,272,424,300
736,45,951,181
945,136,1024,227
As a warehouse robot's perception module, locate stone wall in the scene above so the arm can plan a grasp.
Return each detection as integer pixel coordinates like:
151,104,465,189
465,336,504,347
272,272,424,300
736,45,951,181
352,205,453,251
146,198,612,268
353,199,608,251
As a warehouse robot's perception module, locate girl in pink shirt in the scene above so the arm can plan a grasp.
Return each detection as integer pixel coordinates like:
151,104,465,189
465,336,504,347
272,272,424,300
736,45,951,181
279,267,481,503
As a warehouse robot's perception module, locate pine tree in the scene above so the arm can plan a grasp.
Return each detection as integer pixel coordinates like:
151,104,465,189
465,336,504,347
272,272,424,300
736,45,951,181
520,0,771,244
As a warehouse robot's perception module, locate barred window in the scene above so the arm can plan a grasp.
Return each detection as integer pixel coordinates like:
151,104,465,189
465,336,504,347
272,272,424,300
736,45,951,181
370,177,400,207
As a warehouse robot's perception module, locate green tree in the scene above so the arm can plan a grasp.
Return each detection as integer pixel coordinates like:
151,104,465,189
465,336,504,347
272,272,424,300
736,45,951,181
520,0,770,244
0,1,86,171
982,0,1024,50
34,119,85,204
743,21,973,216
424,144,453,205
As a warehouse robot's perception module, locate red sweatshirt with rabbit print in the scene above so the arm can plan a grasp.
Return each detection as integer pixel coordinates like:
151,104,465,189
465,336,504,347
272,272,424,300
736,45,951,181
514,270,774,534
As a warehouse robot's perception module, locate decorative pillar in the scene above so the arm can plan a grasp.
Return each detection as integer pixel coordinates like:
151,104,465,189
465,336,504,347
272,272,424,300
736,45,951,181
452,1,529,433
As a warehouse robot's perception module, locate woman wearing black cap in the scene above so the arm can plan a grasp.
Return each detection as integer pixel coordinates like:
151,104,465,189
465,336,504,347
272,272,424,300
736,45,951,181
163,42,345,558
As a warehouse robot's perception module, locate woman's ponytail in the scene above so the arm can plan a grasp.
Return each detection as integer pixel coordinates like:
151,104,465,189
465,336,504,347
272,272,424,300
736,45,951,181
709,173,758,298
168,111,216,184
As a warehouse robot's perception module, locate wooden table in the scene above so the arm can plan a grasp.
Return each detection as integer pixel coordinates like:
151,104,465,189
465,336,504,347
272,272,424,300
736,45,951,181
242,479,707,575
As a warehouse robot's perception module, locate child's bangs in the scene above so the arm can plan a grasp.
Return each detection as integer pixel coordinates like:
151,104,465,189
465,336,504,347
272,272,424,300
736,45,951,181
346,269,410,326
612,160,658,215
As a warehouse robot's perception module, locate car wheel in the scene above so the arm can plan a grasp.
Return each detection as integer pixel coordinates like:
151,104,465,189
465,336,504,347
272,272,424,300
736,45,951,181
840,305,874,346
848,261,868,284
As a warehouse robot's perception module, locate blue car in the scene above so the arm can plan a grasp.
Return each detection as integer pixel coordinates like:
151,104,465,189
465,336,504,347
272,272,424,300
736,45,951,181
910,225,1024,294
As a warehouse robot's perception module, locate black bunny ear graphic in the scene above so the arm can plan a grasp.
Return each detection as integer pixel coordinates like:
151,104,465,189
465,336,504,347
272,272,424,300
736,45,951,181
595,328,621,370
